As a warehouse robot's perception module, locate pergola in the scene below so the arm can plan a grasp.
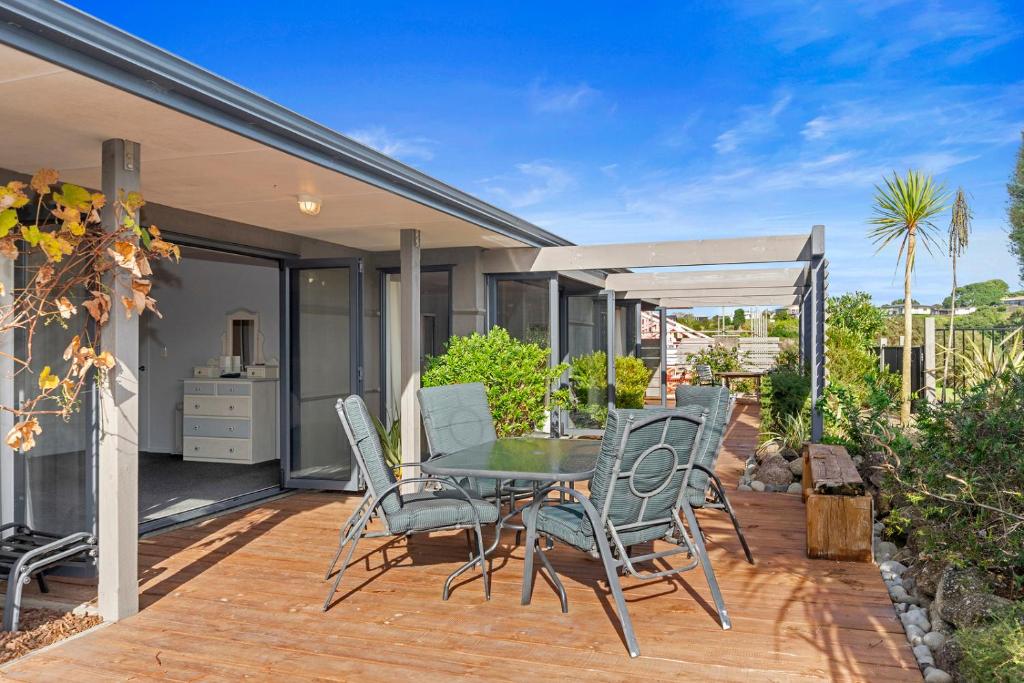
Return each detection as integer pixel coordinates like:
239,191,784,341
482,226,828,440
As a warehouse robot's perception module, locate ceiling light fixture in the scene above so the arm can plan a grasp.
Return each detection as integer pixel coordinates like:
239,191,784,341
297,194,321,216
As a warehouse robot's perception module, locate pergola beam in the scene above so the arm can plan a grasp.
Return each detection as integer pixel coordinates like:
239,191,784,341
658,294,801,307
481,230,822,273
605,266,808,292
621,286,803,300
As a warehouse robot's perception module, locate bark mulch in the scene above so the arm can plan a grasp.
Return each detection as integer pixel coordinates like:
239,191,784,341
0,608,101,665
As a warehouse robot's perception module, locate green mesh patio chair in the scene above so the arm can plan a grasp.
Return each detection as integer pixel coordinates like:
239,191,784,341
322,395,497,611
675,384,753,564
520,408,731,658
418,382,501,499
695,363,716,386
418,383,541,512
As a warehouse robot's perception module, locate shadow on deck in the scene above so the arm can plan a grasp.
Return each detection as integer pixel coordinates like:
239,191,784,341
1,403,918,681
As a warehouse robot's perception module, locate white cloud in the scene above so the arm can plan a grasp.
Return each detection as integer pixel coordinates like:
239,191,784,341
482,161,575,208
528,81,599,113
713,92,792,154
346,126,436,161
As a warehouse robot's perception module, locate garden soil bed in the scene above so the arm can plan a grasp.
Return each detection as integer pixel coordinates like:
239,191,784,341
0,607,101,665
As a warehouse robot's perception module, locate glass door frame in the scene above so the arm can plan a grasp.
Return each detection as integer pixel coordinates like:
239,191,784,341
280,257,364,491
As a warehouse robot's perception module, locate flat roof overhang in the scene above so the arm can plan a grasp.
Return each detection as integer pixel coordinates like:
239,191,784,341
0,0,571,252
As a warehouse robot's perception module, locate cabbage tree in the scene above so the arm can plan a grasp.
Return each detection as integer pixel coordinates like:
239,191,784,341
869,170,948,424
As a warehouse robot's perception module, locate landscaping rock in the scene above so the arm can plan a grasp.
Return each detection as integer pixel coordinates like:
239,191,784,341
934,638,964,681
779,446,800,462
750,480,766,492
905,624,925,645
737,484,752,492
933,566,1012,629
755,441,782,462
875,540,898,562
923,668,953,683
888,584,910,603
913,643,935,668
923,631,946,651
879,560,907,576
788,459,803,477
900,609,931,632
786,482,802,495
756,454,794,487
906,559,945,598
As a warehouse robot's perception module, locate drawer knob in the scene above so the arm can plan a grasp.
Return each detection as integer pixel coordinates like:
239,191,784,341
194,403,200,409
228,426,234,432
229,405,234,411
193,425,199,431
194,446,199,451
229,448,234,453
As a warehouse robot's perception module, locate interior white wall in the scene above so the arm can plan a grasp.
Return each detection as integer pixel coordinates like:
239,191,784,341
140,251,280,454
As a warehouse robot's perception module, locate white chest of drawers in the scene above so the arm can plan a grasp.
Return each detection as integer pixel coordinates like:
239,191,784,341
182,379,279,464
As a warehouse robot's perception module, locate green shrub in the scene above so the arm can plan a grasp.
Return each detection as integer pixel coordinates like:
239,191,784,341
686,345,743,383
760,367,810,434
957,602,1024,682
896,372,1024,583
422,326,568,437
615,355,654,409
568,352,654,426
769,317,799,339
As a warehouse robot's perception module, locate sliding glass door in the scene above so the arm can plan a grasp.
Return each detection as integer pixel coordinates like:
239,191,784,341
282,259,362,491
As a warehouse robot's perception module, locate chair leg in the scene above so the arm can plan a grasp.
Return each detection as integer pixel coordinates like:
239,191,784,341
325,494,370,580
596,541,639,658
520,504,539,606
3,569,24,632
322,507,372,611
709,475,755,565
443,518,490,601
473,522,491,601
535,542,568,613
679,502,731,630
464,529,475,561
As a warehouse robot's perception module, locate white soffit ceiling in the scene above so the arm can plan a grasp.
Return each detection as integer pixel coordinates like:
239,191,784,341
0,44,526,251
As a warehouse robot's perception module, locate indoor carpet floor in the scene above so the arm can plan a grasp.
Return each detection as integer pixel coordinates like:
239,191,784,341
139,452,278,521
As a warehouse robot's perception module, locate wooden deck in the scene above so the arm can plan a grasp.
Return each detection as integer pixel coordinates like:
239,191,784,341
1,403,918,681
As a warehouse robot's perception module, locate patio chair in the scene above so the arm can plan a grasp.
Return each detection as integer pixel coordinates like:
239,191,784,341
695,363,716,386
418,383,540,512
0,524,97,631
322,395,497,611
675,384,754,564
520,408,731,658
418,382,500,499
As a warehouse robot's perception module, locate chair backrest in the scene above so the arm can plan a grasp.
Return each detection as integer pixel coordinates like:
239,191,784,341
418,382,497,457
676,384,733,505
336,395,402,516
695,364,715,384
590,407,705,541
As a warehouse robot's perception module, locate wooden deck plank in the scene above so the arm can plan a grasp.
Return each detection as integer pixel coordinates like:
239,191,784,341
2,402,918,681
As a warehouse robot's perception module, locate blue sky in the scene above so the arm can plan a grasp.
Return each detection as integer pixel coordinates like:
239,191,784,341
75,0,1024,304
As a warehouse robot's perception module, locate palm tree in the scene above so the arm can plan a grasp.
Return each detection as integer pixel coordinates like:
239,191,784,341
942,189,972,389
869,170,949,424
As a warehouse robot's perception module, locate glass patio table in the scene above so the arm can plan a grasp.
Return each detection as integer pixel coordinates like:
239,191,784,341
420,437,600,483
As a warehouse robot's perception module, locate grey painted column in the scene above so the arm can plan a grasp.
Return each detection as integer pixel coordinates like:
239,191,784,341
632,302,642,357
809,257,826,442
659,307,668,407
605,291,616,410
548,276,560,436
98,138,140,623
400,229,421,469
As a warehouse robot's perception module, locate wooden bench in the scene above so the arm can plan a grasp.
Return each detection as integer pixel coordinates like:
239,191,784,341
802,444,873,562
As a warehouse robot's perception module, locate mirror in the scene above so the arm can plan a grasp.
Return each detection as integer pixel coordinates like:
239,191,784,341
223,309,264,367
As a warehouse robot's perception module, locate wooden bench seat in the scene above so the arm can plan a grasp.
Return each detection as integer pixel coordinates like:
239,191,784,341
802,444,873,562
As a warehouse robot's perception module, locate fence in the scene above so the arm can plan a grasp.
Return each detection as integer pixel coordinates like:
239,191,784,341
933,326,1022,402
877,346,926,398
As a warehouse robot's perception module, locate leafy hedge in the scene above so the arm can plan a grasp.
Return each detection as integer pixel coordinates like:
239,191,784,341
686,345,743,383
957,602,1024,682
892,372,1024,583
422,327,567,437
568,351,654,427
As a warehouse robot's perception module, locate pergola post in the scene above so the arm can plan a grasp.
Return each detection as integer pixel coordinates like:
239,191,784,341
400,229,421,471
809,255,827,442
659,308,668,407
604,290,616,410
98,138,140,623
548,275,560,435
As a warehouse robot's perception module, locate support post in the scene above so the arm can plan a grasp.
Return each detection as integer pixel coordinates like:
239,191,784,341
400,229,421,472
632,302,642,358
659,307,668,407
0,257,12,527
809,257,826,442
548,276,559,436
924,316,936,404
98,138,140,623
604,290,616,411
